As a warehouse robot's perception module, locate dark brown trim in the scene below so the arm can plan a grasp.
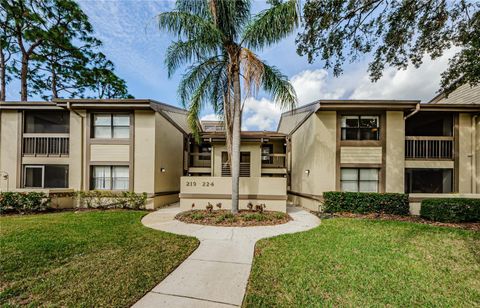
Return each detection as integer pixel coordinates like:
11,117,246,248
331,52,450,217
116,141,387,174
288,190,323,202
153,190,180,197
86,111,134,191
336,111,386,191
179,193,287,201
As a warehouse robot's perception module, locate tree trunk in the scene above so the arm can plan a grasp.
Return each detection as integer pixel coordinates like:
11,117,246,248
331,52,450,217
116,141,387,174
0,49,5,101
20,54,28,101
231,62,242,214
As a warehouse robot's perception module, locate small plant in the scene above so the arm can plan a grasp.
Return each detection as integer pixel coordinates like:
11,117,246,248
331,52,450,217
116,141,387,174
216,212,235,223
206,202,214,213
191,203,195,209
247,202,253,210
216,202,222,209
273,212,286,219
190,212,205,220
243,213,265,221
255,204,266,213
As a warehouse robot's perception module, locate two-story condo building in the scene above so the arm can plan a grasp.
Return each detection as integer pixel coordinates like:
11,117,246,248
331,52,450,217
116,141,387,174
1,84,479,213
0,99,190,209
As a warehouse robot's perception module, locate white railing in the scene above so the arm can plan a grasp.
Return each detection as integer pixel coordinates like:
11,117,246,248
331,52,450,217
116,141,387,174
405,136,454,160
23,134,69,156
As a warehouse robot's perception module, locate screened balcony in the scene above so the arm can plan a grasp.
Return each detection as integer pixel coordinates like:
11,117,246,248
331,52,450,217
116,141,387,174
22,110,70,157
405,112,454,160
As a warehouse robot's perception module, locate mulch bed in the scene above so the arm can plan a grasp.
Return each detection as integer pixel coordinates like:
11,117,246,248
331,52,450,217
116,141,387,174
175,209,291,227
316,212,480,231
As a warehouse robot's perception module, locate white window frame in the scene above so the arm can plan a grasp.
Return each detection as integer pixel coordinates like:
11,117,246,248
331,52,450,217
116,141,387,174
92,113,131,139
341,168,379,193
23,165,45,188
91,165,129,191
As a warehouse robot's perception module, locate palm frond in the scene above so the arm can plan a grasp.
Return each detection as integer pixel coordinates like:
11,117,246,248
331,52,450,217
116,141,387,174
240,48,264,98
157,11,223,41
165,39,220,76
261,62,297,110
242,0,299,50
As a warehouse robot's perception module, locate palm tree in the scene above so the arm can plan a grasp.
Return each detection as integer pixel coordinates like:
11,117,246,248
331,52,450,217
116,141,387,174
159,0,298,214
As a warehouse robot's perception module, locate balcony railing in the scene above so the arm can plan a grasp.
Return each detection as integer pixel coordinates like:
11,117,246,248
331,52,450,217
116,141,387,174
189,152,212,168
405,136,454,160
261,153,287,168
221,162,250,177
23,134,69,156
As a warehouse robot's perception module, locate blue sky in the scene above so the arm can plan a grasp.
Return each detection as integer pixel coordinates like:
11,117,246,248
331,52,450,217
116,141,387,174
6,0,456,131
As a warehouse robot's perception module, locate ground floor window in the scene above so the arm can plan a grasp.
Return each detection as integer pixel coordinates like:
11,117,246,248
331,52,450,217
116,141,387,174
91,166,129,190
341,168,379,192
23,165,69,188
405,168,453,193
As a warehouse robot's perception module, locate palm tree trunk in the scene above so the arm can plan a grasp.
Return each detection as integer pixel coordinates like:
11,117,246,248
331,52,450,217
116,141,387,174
231,62,241,214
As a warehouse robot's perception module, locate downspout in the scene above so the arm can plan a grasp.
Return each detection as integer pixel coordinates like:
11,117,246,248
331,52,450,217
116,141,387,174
62,102,86,191
472,114,478,194
404,103,420,120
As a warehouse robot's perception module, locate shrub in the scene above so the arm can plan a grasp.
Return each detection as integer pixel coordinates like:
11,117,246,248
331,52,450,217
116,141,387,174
76,191,147,210
0,192,51,214
216,212,235,223
243,213,266,221
323,191,409,215
420,198,480,223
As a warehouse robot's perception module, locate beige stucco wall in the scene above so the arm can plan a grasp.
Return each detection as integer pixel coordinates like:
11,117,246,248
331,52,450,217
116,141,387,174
212,144,261,177
340,147,382,164
385,111,405,192
458,113,474,193
90,144,129,162
290,111,336,207
179,176,287,212
0,110,20,191
153,112,184,207
68,110,85,190
133,110,156,194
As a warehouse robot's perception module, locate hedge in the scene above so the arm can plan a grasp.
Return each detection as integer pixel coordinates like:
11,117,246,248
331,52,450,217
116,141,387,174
420,198,480,223
76,191,147,209
323,191,409,215
0,192,51,214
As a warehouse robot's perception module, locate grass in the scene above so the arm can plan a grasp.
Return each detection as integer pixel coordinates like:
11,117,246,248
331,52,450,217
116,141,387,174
0,210,199,307
245,218,480,307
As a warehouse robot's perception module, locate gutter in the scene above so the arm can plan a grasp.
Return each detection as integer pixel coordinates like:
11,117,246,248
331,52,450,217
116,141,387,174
404,103,421,120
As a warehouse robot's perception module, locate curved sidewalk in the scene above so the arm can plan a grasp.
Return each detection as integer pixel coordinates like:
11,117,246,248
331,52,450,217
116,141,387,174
133,205,320,308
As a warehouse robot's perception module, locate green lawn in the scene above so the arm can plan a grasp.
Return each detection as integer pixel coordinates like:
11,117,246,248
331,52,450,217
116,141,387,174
245,218,480,307
0,211,199,307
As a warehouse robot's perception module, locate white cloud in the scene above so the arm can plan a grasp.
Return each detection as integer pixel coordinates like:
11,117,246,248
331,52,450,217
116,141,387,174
349,49,458,101
201,113,221,121
290,69,345,104
242,97,283,131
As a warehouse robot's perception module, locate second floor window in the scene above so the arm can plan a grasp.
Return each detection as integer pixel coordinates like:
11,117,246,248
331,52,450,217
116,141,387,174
24,111,69,134
92,113,130,139
341,115,379,140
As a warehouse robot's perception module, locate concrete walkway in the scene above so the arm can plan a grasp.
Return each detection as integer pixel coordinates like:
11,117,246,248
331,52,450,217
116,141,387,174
133,205,320,308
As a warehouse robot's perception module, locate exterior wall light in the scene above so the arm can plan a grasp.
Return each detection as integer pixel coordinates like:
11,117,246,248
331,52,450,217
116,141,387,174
305,169,310,176
161,168,166,173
